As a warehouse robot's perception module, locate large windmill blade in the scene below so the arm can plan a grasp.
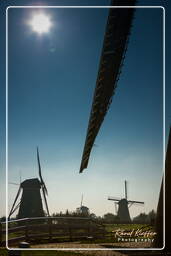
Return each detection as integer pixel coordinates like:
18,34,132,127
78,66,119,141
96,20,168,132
37,147,48,195
79,0,137,173
8,185,22,218
41,186,50,216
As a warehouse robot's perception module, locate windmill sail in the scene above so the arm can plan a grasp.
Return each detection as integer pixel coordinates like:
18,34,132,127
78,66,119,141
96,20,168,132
79,0,137,173
37,147,50,216
108,197,120,202
81,194,83,207
128,200,144,204
37,147,48,195
8,185,22,218
125,180,127,200
42,184,50,216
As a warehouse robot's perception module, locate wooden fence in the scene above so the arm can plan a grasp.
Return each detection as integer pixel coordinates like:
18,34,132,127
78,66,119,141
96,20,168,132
0,217,107,246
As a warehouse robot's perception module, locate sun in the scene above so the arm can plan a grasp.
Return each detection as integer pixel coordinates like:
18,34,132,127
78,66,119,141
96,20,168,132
29,13,52,34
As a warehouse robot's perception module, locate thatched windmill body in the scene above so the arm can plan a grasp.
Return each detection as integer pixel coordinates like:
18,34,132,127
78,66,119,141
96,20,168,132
9,148,49,219
108,181,144,223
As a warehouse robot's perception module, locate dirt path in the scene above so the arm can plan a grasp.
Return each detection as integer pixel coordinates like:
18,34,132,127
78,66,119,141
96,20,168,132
31,241,151,256
31,241,151,249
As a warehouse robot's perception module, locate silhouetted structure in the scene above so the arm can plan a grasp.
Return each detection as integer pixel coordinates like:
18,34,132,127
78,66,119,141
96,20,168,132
154,127,171,250
76,195,89,216
79,0,136,173
108,180,144,223
9,148,49,219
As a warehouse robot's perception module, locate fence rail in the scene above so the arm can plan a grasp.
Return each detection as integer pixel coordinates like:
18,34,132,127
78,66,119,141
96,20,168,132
0,217,107,246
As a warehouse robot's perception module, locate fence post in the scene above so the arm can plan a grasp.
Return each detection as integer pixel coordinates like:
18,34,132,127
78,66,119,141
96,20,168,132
25,219,29,241
68,221,72,241
88,220,91,237
48,218,52,241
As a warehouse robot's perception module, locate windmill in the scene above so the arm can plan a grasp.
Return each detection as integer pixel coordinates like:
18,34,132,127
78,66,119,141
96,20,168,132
108,181,144,223
76,194,89,216
8,147,50,219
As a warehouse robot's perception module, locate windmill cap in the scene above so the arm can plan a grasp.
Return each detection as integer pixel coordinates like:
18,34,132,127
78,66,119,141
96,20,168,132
21,178,41,188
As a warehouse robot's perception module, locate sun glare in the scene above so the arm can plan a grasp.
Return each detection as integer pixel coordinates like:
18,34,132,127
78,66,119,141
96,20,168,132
29,13,52,34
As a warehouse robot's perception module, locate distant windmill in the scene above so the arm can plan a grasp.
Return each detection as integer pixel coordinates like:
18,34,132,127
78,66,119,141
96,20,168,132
81,194,83,208
76,194,89,216
108,181,144,223
8,147,50,219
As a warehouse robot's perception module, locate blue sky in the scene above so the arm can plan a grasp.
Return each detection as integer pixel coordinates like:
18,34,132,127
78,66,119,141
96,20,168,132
0,0,170,218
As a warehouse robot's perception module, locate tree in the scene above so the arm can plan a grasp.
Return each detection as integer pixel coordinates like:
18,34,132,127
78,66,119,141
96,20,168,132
0,216,6,222
89,213,97,219
103,213,117,224
148,210,156,226
65,209,69,216
133,213,148,224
